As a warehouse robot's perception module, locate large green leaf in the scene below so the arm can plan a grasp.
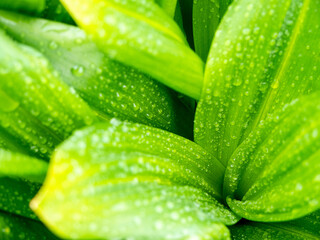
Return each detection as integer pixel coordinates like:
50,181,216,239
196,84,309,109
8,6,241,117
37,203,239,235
224,94,320,221
0,0,45,14
0,30,97,159
193,0,232,61
230,210,320,240
60,0,204,99
0,211,58,240
195,0,320,165
0,149,47,183
31,119,239,239
0,10,193,138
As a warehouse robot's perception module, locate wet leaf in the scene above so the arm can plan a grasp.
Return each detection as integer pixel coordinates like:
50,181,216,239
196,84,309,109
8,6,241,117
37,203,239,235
31,119,239,239
192,0,232,61
41,0,74,24
230,210,320,240
0,149,48,183
0,177,40,219
0,210,59,240
0,30,97,159
195,0,320,166
0,0,45,14
224,94,320,221
60,0,204,99
0,10,193,138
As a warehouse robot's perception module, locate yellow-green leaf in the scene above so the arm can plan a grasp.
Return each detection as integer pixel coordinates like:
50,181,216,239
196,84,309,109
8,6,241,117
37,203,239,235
0,10,193,138
195,0,320,166
224,94,320,221
0,30,97,159
60,0,204,99
31,119,239,239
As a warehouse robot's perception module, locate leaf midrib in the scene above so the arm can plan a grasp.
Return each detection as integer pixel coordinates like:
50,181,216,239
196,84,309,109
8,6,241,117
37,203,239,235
249,0,310,134
107,1,185,44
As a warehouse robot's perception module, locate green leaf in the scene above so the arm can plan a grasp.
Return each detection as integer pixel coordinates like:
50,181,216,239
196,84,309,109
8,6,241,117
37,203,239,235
230,210,320,240
194,0,320,165
178,0,194,48
224,93,320,221
192,0,232,61
0,177,40,219
0,149,48,183
0,211,58,240
60,0,204,99
0,10,193,138
0,30,97,159
155,0,178,17
41,0,74,24
31,119,239,239
0,0,45,14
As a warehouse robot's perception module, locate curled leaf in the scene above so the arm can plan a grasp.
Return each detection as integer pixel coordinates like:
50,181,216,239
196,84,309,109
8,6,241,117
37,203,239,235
31,119,239,239
61,0,204,99
195,0,320,165
0,10,193,138
224,94,320,221
0,30,97,159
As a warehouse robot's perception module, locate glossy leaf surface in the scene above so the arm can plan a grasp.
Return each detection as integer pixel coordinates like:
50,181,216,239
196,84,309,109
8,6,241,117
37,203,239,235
193,0,232,61
32,119,239,239
195,0,320,165
0,211,59,240
0,10,193,138
224,94,320,221
41,0,74,24
0,149,48,183
61,0,204,99
0,0,45,14
230,210,320,240
0,177,40,219
0,30,97,159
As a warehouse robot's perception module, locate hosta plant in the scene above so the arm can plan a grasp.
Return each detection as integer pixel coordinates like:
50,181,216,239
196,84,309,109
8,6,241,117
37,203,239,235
0,0,320,239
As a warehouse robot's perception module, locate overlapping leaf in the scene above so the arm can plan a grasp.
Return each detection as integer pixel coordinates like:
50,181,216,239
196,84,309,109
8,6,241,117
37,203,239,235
0,30,97,159
0,0,45,14
31,119,239,239
195,0,320,165
0,10,193,138
224,94,320,221
0,211,59,240
0,149,48,183
230,210,320,240
60,0,204,99
193,0,232,61
0,149,48,220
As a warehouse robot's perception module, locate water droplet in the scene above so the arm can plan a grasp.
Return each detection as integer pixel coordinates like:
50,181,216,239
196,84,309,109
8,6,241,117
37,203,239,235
49,41,58,49
71,65,85,77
